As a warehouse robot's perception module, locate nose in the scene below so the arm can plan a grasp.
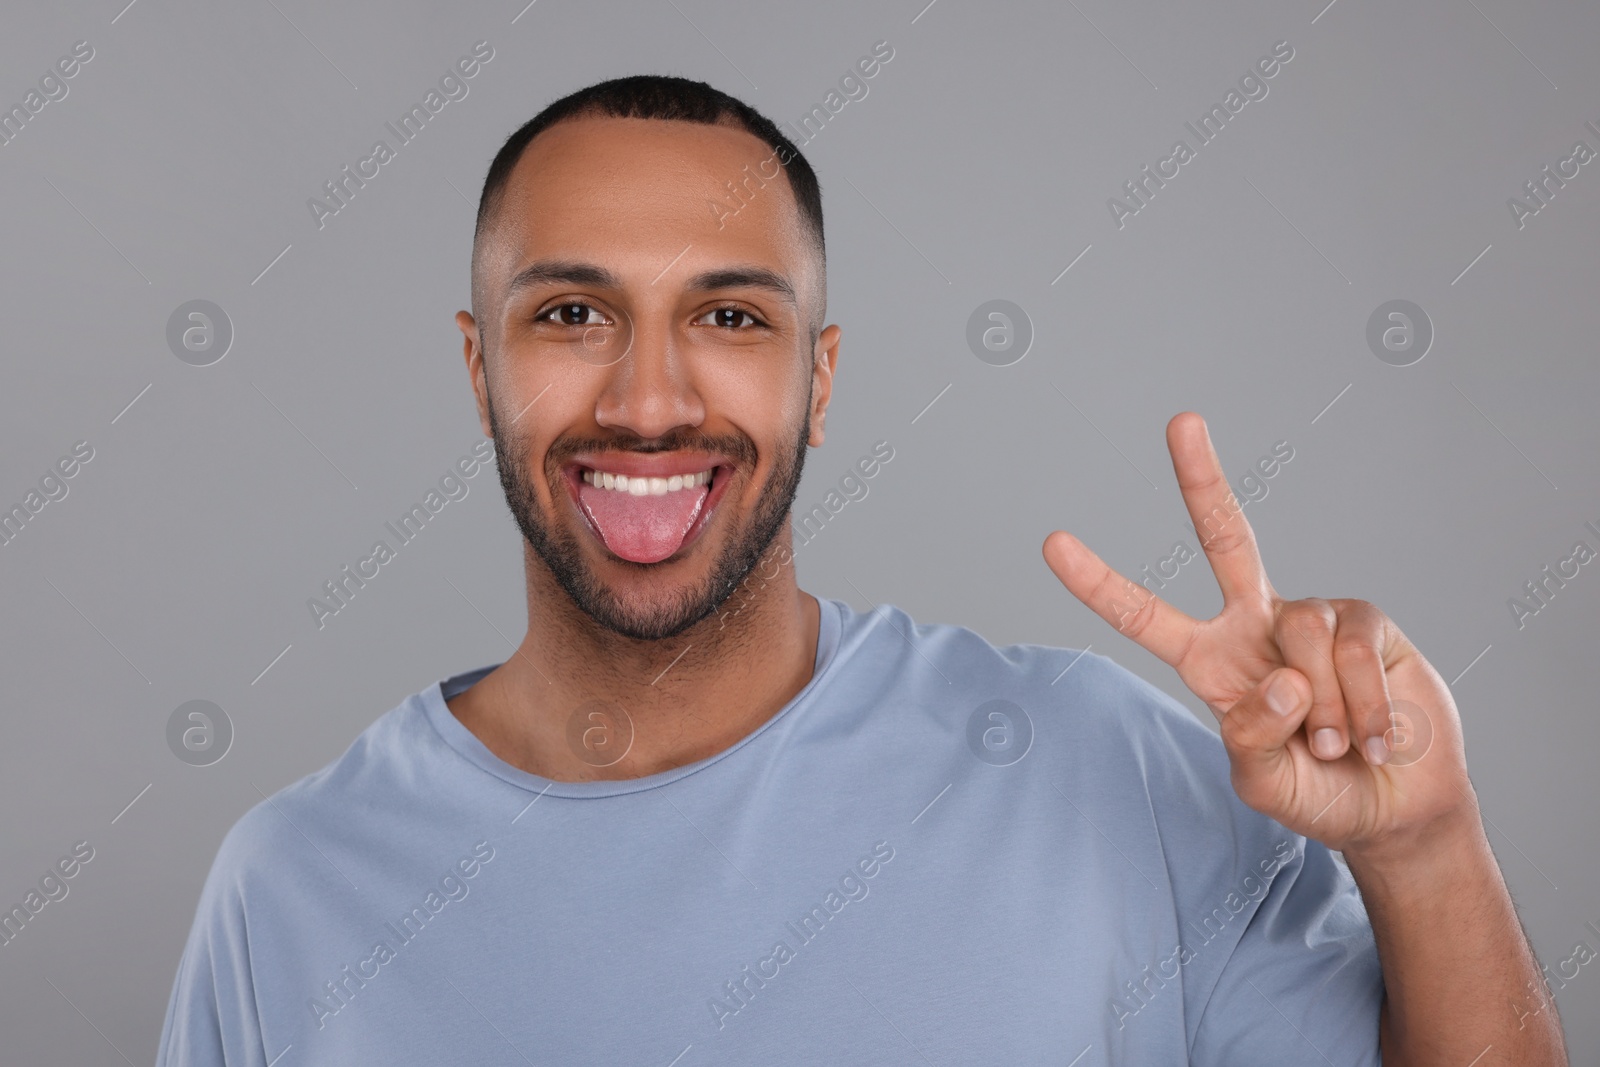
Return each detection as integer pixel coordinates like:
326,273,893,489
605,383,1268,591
593,314,706,440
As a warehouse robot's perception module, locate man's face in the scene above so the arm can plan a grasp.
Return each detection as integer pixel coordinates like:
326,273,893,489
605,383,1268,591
460,115,839,641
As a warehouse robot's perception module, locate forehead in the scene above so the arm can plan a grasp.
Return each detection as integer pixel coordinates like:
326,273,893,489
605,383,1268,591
484,114,812,295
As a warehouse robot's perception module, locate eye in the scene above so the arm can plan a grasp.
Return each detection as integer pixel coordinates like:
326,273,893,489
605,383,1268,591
537,302,610,327
697,305,766,329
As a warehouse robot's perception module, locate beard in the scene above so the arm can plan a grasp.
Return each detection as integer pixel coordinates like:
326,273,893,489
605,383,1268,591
486,385,812,641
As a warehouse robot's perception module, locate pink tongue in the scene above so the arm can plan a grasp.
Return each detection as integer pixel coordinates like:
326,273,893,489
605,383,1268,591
577,481,710,564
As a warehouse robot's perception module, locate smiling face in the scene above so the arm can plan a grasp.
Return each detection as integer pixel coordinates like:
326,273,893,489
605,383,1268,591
459,114,839,641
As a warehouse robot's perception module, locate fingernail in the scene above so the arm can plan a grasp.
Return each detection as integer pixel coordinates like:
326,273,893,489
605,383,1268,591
1364,736,1390,766
1312,728,1343,759
1266,675,1297,716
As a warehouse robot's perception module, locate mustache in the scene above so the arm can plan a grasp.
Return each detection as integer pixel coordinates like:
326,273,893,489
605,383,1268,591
544,428,758,469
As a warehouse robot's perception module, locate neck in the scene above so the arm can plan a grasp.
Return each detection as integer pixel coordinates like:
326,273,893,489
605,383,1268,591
447,531,820,782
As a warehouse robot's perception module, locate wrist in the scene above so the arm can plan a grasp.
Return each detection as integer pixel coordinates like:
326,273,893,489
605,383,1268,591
1341,799,1490,893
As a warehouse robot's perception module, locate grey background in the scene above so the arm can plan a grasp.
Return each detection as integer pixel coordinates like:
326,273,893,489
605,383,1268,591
2,0,1596,1060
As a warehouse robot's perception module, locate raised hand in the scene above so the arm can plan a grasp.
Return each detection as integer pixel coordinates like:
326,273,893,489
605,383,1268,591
1042,412,1473,854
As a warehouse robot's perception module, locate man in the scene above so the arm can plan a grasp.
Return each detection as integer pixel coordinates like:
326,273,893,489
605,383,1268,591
157,74,1567,1064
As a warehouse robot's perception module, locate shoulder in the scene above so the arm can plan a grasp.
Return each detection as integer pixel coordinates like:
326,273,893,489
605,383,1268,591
832,598,1246,833
203,692,428,897
834,597,1216,748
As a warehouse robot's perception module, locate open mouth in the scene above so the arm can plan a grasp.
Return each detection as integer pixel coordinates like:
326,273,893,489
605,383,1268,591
565,460,734,565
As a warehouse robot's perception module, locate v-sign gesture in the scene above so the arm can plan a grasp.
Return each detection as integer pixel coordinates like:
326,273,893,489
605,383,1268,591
1042,412,1469,855
1045,412,1571,1063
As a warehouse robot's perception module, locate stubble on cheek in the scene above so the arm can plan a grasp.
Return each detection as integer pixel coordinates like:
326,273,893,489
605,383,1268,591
482,378,812,641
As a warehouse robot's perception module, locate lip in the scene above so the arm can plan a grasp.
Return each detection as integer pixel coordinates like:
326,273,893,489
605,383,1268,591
562,453,738,562
566,450,731,479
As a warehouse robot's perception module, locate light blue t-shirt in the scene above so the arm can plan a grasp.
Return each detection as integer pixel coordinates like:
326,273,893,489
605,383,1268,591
157,597,1382,1065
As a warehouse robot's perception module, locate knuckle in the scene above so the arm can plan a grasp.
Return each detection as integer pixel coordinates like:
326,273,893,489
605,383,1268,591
1304,686,1347,722
1332,633,1382,669
1119,597,1157,637
1197,516,1249,554
1278,598,1330,628
1106,578,1156,635
1090,568,1130,604
1305,703,1345,728
1334,598,1385,630
1275,600,1336,648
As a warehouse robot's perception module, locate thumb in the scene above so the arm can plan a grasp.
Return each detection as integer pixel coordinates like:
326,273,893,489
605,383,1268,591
1218,667,1311,778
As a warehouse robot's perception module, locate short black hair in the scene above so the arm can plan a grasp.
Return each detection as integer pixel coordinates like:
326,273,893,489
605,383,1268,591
473,74,826,338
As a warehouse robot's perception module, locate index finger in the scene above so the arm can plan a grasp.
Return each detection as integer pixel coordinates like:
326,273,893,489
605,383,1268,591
1042,530,1202,667
1167,412,1276,610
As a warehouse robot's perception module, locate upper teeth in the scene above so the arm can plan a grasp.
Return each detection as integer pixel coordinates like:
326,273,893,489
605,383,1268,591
581,469,713,495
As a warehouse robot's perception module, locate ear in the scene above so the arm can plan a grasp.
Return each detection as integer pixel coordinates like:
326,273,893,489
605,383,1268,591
457,310,493,438
808,323,842,447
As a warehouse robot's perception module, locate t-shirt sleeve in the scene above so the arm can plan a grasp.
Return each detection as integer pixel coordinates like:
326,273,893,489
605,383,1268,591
1073,651,1385,1065
1189,838,1385,1065
155,816,271,1067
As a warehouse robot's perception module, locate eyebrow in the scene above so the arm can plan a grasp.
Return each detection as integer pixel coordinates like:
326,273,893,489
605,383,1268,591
686,266,798,305
505,260,617,297
504,259,798,305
